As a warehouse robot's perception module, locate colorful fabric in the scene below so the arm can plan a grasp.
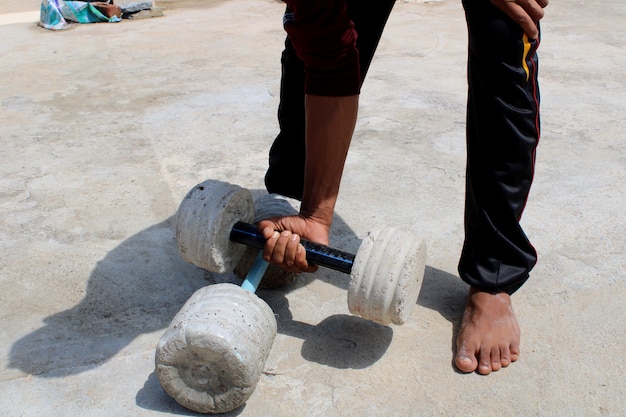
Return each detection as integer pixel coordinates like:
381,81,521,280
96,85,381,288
39,0,121,30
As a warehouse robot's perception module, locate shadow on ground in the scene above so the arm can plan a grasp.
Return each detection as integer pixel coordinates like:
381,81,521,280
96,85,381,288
8,215,205,377
9,182,467,412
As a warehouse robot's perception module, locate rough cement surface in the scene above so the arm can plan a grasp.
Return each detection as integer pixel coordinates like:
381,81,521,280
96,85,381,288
0,0,625,416
155,283,277,414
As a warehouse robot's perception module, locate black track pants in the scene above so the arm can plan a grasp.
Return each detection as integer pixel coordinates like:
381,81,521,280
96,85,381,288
458,0,541,294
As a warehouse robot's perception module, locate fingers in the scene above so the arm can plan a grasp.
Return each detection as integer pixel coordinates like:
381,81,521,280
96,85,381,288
257,215,327,273
263,229,301,267
261,227,315,273
508,3,542,39
492,0,548,39
260,226,280,259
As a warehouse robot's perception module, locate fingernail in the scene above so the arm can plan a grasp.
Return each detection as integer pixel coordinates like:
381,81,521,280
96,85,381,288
297,243,304,254
272,231,280,239
291,234,298,242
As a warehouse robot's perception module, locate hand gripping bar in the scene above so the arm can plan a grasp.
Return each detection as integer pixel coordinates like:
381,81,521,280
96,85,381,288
230,221,355,275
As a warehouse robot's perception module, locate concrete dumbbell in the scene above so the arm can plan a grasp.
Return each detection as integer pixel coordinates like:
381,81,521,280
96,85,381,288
155,253,277,414
156,179,427,413
176,179,427,326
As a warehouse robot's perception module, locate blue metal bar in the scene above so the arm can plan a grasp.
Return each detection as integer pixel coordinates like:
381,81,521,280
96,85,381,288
240,251,269,293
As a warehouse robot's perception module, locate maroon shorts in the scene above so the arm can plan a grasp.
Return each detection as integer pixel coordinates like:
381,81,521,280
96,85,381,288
283,0,360,96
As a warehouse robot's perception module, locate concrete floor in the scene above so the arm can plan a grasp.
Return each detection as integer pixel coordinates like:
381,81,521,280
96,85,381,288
1,0,625,416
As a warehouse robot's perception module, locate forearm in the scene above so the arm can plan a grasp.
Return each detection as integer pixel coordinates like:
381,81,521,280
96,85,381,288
300,94,359,229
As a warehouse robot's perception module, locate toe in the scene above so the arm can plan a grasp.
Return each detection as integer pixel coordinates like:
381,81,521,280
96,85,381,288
455,347,478,373
478,349,492,375
510,343,521,363
490,346,502,372
500,345,511,367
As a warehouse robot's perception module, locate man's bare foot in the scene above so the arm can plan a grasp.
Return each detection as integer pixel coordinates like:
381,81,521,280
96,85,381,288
455,287,521,375
257,214,330,273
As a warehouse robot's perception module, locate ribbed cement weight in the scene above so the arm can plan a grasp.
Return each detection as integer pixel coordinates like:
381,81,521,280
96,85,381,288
347,226,427,325
176,180,255,273
155,283,277,414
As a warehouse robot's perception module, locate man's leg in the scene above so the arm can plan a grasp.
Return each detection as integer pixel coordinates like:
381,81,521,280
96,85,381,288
265,0,396,200
456,0,542,374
